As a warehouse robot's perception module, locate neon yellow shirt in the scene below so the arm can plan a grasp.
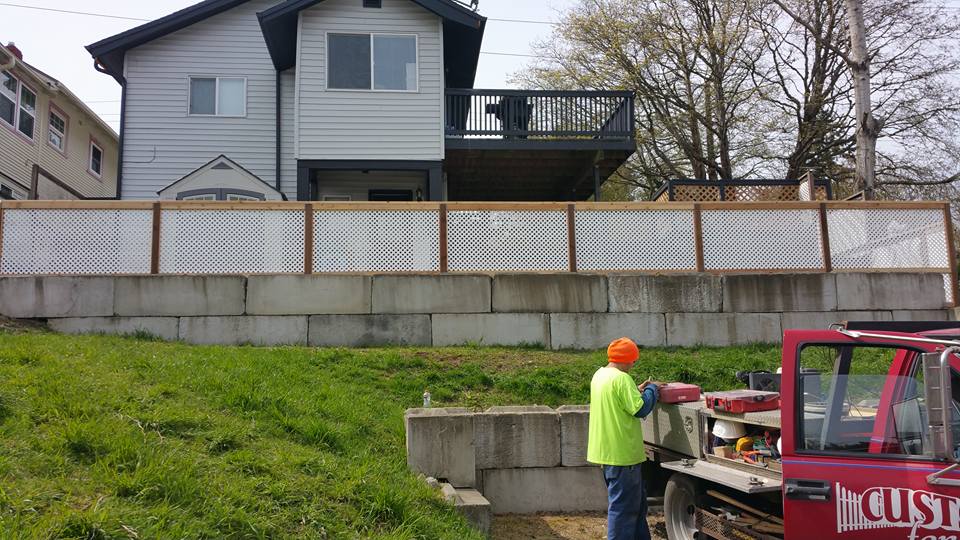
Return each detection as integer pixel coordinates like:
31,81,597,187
587,366,647,466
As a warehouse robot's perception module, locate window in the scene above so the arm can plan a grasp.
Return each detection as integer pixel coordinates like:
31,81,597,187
181,193,216,201
322,195,352,202
48,108,66,152
189,77,246,116
797,345,960,458
177,189,264,201
89,140,103,178
226,192,260,201
327,33,417,91
1,71,36,139
0,184,14,200
363,0,382,7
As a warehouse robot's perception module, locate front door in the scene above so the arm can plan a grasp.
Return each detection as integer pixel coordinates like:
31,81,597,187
780,330,960,540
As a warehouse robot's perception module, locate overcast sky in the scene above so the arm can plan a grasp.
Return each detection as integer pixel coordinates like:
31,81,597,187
0,0,575,132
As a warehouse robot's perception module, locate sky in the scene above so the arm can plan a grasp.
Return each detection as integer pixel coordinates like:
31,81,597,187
0,0,575,132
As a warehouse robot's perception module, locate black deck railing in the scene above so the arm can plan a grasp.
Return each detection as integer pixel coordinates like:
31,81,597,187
445,89,635,140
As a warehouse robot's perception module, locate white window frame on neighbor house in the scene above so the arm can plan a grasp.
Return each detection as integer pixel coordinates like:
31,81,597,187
47,104,68,155
88,137,104,179
187,76,247,117
325,32,419,93
1,70,37,142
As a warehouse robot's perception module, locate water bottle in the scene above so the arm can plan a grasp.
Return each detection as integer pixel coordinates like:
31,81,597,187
422,390,431,408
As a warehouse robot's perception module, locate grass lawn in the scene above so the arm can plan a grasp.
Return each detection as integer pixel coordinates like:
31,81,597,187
0,326,784,539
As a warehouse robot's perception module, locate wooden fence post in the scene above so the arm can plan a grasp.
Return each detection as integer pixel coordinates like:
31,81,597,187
693,203,705,272
304,203,314,275
819,202,833,273
567,204,578,272
150,202,161,274
439,204,448,273
943,203,958,307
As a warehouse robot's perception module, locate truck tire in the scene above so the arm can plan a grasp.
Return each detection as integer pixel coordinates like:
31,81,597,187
664,473,699,540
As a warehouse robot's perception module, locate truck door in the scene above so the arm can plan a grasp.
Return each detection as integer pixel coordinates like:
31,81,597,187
780,330,960,540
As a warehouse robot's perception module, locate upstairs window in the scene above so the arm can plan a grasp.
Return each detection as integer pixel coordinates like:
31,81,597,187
328,33,417,91
189,77,246,116
1,71,36,139
89,139,103,178
48,108,67,152
363,0,382,7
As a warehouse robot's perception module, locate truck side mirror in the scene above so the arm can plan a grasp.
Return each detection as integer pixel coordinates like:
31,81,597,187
922,351,957,463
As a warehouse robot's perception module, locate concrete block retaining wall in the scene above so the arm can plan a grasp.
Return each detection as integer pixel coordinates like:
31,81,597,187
0,272,950,348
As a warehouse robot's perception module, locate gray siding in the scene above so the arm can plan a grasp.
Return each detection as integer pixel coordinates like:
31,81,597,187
280,69,297,199
297,0,444,161
122,0,281,199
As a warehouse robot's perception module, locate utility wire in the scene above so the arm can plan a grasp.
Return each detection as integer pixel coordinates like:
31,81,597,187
0,2,150,21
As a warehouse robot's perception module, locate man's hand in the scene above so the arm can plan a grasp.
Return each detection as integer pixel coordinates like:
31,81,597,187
638,378,653,391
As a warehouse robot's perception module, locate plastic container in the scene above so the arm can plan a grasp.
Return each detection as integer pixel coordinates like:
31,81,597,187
705,390,780,413
658,383,702,403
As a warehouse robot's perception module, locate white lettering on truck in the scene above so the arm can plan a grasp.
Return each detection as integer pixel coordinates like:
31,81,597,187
836,483,960,538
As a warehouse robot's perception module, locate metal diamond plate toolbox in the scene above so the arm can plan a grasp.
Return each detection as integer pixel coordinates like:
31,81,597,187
702,208,824,270
313,210,439,272
447,210,568,272
575,209,697,271
159,209,304,274
1,208,152,274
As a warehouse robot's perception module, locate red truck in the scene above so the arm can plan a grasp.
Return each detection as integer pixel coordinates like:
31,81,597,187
642,322,960,540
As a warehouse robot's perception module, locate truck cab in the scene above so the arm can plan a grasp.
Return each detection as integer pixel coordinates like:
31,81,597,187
647,324,960,540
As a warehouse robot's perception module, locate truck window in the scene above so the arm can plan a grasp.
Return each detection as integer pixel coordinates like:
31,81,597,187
797,345,959,458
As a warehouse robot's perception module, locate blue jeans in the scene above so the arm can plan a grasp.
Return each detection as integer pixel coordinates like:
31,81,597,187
602,464,651,540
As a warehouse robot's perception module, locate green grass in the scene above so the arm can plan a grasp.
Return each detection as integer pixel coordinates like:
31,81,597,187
0,329,783,538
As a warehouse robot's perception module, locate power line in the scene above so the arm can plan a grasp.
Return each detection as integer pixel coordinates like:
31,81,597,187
0,2,149,21
481,51,540,58
487,17,555,25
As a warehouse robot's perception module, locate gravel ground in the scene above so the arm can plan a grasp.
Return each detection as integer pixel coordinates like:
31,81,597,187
491,511,667,540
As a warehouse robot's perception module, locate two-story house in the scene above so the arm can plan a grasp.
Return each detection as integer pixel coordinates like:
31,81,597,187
1,42,118,200
86,0,635,202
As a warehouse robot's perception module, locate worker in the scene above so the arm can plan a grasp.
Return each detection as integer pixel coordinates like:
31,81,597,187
588,337,659,540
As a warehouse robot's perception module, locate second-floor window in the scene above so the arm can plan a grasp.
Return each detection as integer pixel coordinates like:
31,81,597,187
189,77,246,116
1,70,36,139
327,33,418,92
48,108,67,152
89,139,103,178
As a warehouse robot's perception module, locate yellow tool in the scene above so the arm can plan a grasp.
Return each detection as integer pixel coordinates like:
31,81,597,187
735,436,755,452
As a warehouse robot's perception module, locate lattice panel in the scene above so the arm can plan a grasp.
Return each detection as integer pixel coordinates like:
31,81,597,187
447,210,568,272
672,185,721,201
575,210,697,271
724,185,799,201
1,209,152,274
827,209,948,270
313,210,439,272
701,209,824,270
159,210,304,273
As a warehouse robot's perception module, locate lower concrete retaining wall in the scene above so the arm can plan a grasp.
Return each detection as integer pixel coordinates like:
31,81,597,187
0,272,951,348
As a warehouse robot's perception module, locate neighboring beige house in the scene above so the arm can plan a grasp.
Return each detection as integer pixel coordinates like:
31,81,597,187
1,42,118,200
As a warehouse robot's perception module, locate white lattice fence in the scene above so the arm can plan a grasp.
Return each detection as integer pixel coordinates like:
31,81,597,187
575,209,697,271
313,210,439,272
0,208,152,274
447,209,568,272
701,208,825,271
827,208,949,270
159,209,304,274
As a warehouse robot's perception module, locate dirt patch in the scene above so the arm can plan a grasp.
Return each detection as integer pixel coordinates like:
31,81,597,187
0,317,46,334
491,512,666,540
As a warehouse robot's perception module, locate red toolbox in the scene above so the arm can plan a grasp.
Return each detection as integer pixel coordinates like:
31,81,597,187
705,390,780,413
657,383,702,404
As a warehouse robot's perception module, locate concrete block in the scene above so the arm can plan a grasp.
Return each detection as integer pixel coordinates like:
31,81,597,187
836,273,947,310
179,316,307,346
405,408,476,488
0,276,114,318
309,315,431,347
891,310,950,321
609,274,721,313
246,275,370,315
723,274,837,313
782,311,892,331
492,274,607,313
666,313,782,346
432,314,549,347
557,405,589,467
114,276,245,316
454,489,492,538
372,275,490,314
475,406,560,469
482,467,607,514
549,313,666,350
48,317,179,341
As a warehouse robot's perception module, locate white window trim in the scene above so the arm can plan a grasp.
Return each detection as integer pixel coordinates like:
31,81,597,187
1,71,36,141
48,108,67,153
187,76,248,117
325,32,419,93
88,140,104,178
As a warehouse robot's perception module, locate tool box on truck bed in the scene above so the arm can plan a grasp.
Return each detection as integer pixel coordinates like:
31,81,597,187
705,390,780,414
658,383,702,404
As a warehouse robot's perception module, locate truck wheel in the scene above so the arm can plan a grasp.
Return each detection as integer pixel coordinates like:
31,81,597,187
664,473,699,540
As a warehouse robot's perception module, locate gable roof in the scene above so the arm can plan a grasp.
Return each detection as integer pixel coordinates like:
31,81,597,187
158,154,286,199
86,0,485,88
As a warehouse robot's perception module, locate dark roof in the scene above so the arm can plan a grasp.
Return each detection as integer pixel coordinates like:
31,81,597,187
86,0,485,88
258,0,485,88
